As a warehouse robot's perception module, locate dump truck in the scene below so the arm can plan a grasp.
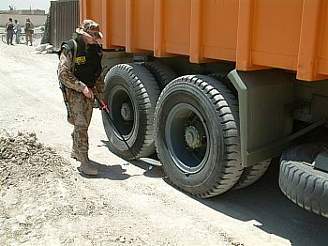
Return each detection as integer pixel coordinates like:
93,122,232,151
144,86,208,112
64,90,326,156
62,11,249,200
81,0,328,219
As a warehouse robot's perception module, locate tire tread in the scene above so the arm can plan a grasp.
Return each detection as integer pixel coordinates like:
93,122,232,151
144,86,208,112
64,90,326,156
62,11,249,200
155,75,243,198
279,144,328,218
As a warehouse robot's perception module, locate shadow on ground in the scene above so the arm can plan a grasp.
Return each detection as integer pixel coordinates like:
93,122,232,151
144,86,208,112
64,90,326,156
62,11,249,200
78,160,131,180
196,159,328,246
100,140,164,179
129,159,164,178
100,139,327,245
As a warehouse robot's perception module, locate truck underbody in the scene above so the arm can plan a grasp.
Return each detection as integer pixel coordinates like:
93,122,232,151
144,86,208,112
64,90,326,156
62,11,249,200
100,51,328,218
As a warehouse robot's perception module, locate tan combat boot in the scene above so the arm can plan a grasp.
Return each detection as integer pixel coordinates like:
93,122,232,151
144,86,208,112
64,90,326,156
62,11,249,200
78,154,98,176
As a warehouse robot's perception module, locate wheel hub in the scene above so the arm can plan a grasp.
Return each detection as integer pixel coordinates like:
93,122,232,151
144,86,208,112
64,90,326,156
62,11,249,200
121,102,133,121
185,126,201,149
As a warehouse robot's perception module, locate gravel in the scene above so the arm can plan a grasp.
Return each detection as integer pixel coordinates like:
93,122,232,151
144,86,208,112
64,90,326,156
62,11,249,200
0,131,168,245
0,131,116,245
0,131,69,187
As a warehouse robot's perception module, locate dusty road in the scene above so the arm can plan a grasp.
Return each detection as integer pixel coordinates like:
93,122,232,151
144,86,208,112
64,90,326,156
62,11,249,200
0,42,327,246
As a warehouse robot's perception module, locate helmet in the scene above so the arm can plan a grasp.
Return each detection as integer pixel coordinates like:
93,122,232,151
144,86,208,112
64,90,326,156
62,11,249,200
76,19,103,40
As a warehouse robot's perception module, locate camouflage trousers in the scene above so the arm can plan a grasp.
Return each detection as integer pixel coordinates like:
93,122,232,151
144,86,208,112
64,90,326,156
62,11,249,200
26,32,33,45
65,88,94,158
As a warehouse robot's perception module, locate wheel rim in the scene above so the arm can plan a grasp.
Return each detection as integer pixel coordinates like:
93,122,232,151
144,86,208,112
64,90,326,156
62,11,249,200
165,103,210,174
109,85,135,139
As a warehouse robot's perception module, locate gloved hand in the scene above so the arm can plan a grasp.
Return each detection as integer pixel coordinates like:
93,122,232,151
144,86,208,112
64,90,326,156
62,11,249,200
82,86,94,99
99,100,110,113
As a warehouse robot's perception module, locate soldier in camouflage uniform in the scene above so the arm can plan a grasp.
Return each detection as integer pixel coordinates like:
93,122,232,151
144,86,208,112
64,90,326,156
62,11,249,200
57,20,105,176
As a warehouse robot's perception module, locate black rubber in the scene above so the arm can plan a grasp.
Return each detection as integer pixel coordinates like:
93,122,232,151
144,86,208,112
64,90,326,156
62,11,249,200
143,61,177,90
102,63,160,160
154,75,243,198
234,159,271,189
279,143,328,218
210,74,271,190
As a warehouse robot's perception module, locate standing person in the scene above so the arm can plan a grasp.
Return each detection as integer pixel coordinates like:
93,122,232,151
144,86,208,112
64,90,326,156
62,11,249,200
5,18,14,45
25,18,34,46
57,20,105,176
14,20,22,44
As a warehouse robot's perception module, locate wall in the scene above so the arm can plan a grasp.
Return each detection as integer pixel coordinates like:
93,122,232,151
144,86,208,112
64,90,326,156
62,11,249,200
0,10,46,15
0,14,47,27
49,0,79,49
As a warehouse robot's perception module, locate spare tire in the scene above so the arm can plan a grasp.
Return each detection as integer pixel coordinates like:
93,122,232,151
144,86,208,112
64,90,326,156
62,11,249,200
102,63,160,160
279,143,328,218
143,61,177,90
154,75,243,198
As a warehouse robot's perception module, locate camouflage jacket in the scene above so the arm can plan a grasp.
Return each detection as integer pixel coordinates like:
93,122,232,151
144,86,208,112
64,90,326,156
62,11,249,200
57,48,104,100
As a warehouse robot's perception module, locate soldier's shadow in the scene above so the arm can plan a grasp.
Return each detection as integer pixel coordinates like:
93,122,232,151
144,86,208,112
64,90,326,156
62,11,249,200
79,160,131,180
100,140,164,179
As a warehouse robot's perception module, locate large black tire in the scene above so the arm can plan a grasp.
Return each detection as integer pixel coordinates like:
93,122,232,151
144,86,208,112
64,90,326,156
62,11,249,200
210,73,272,190
102,63,160,160
143,61,177,90
154,75,243,198
234,159,271,189
279,143,328,218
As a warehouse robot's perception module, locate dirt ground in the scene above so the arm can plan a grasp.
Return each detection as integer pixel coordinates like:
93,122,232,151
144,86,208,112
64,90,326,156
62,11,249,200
0,41,327,246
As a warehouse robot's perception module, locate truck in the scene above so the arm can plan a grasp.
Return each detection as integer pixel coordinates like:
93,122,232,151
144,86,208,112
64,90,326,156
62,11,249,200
81,0,328,219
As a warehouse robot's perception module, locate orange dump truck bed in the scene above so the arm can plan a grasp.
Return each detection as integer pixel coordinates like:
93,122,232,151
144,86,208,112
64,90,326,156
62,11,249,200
81,0,328,81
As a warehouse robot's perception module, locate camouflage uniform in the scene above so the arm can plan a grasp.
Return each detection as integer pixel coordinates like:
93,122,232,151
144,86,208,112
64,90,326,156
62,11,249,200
57,48,104,160
25,19,34,46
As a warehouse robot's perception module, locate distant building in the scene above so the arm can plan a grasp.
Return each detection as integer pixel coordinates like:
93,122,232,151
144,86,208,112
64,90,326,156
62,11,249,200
0,9,46,15
0,9,47,28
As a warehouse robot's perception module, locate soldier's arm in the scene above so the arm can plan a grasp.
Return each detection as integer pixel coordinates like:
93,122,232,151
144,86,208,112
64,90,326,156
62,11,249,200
93,50,105,100
94,75,105,101
58,49,86,92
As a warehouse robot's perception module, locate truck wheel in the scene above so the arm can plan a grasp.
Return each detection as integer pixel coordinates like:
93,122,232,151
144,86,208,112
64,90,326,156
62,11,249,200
279,143,328,218
234,160,271,189
102,63,160,160
143,61,177,90
155,75,243,198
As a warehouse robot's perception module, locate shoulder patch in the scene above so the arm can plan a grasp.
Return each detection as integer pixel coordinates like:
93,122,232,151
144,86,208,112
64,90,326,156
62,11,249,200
75,56,87,65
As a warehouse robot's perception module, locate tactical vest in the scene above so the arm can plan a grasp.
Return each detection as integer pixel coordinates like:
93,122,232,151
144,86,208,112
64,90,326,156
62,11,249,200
61,37,102,87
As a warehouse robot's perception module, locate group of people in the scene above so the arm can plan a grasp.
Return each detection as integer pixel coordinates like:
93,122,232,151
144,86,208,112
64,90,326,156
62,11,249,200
5,17,34,46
